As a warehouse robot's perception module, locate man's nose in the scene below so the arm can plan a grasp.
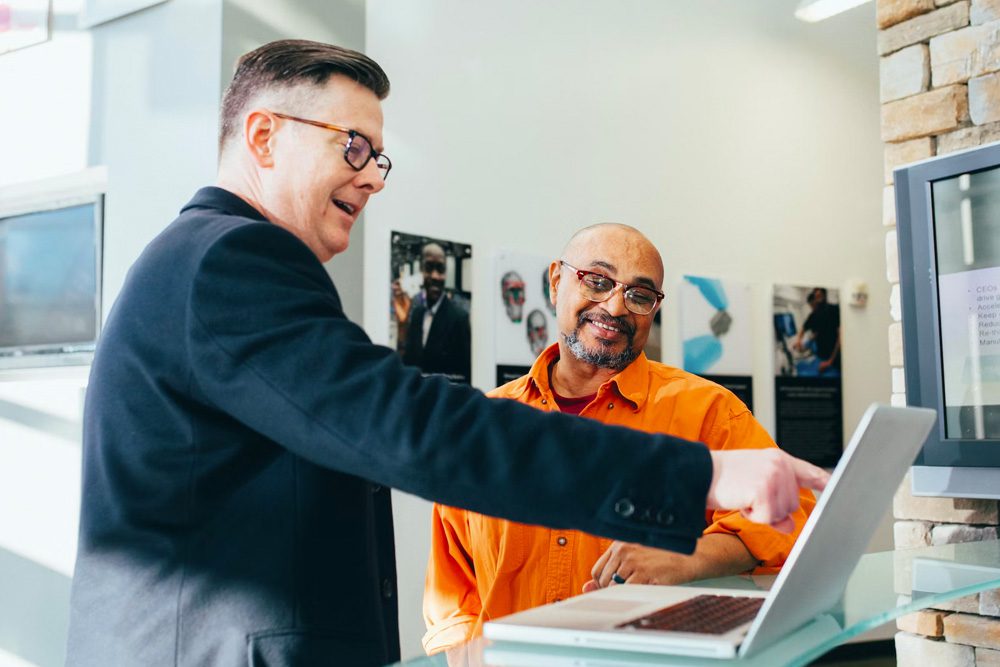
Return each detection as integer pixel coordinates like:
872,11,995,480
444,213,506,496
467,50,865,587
601,288,630,318
356,159,387,193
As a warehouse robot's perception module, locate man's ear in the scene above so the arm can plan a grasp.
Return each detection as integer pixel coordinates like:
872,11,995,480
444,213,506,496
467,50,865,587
244,110,277,168
548,260,561,306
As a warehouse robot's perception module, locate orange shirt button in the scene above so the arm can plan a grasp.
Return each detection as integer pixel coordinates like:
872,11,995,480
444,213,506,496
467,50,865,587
557,536,567,546
607,403,614,410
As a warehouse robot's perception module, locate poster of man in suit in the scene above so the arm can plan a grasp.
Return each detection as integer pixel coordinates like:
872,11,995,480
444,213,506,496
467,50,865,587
390,231,472,384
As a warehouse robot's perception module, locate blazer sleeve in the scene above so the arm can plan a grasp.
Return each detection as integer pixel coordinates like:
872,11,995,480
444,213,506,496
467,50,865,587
186,223,713,553
422,504,480,655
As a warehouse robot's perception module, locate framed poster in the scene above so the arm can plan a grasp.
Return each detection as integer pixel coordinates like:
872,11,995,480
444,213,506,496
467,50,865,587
678,275,754,410
773,284,843,467
0,0,50,56
390,231,472,384
494,251,557,387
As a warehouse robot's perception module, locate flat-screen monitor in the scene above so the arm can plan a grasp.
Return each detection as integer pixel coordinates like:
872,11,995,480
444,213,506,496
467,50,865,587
896,140,1000,497
0,193,104,369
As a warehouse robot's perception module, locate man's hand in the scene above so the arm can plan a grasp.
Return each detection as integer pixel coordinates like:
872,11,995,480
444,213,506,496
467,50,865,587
582,534,758,593
391,279,411,325
707,450,829,533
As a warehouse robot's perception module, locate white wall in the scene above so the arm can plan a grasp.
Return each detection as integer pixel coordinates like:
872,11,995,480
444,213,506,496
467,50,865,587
365,0,889,658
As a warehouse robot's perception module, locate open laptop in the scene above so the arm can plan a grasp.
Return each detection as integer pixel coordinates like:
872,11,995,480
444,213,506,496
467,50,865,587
484,404,936,659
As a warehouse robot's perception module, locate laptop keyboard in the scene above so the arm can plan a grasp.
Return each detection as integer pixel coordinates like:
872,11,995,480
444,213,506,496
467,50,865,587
616,594,764,635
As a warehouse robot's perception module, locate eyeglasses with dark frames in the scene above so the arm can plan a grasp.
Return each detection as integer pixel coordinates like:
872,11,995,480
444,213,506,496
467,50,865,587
560,260,664,316
271,111,392,180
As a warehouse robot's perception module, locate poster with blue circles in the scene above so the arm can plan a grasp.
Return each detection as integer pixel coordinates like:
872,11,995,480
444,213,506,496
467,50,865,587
679,275,754,411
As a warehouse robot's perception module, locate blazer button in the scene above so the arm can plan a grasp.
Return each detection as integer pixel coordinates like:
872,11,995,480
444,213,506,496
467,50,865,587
371,484,383,494
381,578,394,599
614,498,635,518
657,510,675,526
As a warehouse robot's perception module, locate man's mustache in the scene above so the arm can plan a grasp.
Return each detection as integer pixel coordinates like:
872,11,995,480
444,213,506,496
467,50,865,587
577,309,635,337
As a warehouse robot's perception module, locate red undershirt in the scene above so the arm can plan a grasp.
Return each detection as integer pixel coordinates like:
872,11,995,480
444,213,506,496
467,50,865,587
548,361,597,415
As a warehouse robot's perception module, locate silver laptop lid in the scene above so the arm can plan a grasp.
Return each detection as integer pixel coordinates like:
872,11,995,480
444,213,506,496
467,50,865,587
740,404,935,656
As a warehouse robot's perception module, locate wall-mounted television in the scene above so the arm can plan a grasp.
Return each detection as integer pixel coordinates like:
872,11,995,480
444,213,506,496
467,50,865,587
896,140,1000,498
0,178,104,371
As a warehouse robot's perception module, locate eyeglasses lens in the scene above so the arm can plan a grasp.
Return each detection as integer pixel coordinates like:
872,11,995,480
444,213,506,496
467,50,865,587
624,288,658,315
345,135,370,170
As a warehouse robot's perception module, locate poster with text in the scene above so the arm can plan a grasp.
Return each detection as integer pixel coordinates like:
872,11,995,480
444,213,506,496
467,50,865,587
938,266,1000,439
773,284,843,467
390,231,472,384
495,251,558,387
679,275,754,411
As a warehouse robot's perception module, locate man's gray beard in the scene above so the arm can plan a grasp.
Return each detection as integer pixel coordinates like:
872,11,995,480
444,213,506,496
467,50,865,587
564,330,639,371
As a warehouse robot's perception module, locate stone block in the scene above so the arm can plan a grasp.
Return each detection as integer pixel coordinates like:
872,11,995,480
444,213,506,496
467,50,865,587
881,84,969,141
973,0,1000,24
895,631,975,666
944,612,1000,648
891,282,902,322
934,593,982,613
978,647,1000,665
890,321,905,366
930,20,1000,86
970,71,1000,124
937,120,1000,151
930,523,999,544
879,2,971,55
887,229,900,281
880,0,938,28
893,366,907,392
883,44,931,101
980,588,1000,616
893,471,1000,522
884,185,898,227
895,519,933,547
885,136,935,183
897,608,948,635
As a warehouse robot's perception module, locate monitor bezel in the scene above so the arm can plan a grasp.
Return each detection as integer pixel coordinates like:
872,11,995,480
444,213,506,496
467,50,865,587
896,140,1000,468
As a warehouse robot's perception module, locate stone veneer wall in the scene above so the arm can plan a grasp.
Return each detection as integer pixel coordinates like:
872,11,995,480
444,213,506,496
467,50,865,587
879,0,1000,664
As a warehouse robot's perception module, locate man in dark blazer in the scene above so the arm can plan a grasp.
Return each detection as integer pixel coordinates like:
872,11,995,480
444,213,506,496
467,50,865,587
66,40,827,666
401,243,472,383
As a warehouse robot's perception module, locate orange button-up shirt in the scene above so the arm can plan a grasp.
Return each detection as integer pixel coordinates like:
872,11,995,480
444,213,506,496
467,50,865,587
422,344,816,654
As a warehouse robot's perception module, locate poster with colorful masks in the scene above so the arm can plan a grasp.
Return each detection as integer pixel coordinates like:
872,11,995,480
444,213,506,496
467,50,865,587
494,251,559,388
390,231,472,384
678,275,754,410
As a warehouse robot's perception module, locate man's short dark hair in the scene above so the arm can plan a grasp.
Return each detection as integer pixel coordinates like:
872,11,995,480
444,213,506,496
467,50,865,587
219,39,390,154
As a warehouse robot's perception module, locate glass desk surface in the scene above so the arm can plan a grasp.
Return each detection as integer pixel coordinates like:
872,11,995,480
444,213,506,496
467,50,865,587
389,539,1000,667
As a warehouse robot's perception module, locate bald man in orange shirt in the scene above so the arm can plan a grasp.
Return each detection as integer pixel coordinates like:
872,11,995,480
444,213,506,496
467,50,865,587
422,224,816,654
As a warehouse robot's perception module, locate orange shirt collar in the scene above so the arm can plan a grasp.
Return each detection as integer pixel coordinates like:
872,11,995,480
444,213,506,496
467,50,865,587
522,343,652,411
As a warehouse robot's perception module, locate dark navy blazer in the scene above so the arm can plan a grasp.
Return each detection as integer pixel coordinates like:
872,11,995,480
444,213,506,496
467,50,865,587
66,187,712,666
